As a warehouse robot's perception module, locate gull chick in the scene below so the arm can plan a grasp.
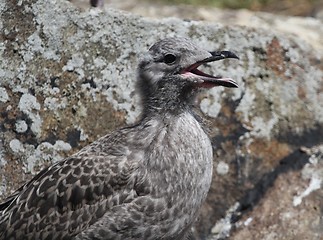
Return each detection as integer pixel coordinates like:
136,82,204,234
0,37,238,240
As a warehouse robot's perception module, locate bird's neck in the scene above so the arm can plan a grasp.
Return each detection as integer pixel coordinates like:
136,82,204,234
139,77,197,117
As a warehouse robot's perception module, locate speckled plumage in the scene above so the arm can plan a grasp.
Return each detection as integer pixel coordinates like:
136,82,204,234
0,37,238,240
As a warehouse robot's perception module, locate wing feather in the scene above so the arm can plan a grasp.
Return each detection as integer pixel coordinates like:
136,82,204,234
0,135,141,239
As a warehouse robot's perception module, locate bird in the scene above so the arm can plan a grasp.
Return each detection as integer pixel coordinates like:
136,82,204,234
0,37,238,240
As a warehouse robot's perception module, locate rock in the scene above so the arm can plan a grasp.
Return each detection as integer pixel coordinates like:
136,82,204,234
230,145,323,240
0,0,322,239
79,0,323,52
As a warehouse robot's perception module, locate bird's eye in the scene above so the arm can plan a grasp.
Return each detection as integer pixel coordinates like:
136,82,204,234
163,54,177,65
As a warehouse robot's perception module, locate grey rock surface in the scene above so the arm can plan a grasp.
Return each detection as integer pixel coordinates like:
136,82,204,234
72,0,323,52
0,0,322,239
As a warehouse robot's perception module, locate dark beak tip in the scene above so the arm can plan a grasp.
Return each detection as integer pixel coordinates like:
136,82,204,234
227,82,239,88
207,50,239,62
221,51,239,60
223,79,239,88
232,54,239,60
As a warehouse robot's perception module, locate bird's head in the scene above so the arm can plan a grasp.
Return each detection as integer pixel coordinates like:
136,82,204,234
137,37,239,114
138,37,238,88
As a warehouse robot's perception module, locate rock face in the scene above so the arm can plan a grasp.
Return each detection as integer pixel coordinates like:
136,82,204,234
72,0,323,52
0,0,322,239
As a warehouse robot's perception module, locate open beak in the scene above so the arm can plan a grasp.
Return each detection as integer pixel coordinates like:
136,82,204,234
181,51,239,88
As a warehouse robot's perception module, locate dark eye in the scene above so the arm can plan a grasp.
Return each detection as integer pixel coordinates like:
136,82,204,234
163,54,177,65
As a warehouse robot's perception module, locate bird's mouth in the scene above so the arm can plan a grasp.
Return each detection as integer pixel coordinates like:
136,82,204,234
180,51,239,88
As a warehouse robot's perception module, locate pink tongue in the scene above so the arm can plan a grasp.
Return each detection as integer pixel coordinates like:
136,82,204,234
190,68,214,78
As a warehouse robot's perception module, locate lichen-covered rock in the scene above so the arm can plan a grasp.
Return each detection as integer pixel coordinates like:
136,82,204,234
229,145,323,240
73,0,323,52
0,0,322,239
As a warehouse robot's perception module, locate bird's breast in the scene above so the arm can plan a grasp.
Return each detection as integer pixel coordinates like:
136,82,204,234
138,112,213,234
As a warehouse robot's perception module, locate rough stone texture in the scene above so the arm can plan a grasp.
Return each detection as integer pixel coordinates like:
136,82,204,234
0,0,322,239
72,0,323,51
230,145,323,240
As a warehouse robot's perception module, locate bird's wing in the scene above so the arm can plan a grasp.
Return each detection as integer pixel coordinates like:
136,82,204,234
0,166,52,212
0,137,141,239
0,184,27,212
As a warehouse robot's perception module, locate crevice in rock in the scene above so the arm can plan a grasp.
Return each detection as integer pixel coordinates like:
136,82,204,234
235,150,309,216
